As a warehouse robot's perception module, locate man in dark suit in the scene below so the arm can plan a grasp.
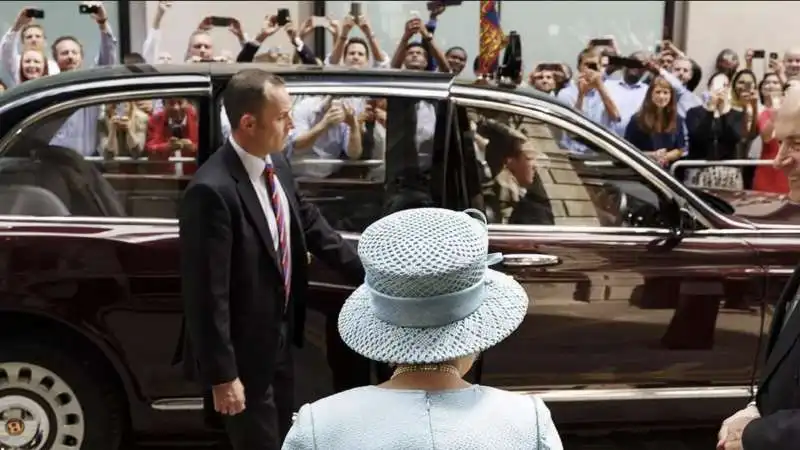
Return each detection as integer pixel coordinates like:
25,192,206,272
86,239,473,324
179,68,363,450
717,266,800,450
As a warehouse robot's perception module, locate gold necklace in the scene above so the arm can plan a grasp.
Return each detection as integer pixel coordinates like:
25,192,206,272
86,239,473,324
390,363,461,379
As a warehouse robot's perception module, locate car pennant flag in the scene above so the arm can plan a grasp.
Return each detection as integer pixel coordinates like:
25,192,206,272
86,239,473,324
478,0,506,77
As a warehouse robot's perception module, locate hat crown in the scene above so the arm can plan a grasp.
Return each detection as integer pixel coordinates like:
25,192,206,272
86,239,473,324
359,208,489,299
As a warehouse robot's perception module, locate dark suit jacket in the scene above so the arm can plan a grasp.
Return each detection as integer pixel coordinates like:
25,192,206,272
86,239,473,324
178,142,363,390
743,264,800,449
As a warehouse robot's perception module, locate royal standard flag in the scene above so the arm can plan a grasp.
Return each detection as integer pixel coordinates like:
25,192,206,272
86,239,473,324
478,0,506,77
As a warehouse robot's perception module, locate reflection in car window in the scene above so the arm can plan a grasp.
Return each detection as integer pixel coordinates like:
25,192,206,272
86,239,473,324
0,96,201,219
467,106,668,228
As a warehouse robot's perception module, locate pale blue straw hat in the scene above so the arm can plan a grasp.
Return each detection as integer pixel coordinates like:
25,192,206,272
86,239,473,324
338,207,529,364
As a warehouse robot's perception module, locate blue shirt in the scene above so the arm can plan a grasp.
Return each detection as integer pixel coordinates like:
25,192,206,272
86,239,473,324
555,81,615,155
624,114,687,155
604,79,647,137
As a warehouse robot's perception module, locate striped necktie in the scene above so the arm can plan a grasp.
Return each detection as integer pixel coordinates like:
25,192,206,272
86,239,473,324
264,163,291,311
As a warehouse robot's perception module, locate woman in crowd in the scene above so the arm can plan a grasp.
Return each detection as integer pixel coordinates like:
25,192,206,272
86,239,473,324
752,73,789,193
283,208,562,449
728,69,761,187
624,76,686,167
684,73,749,189
17,46,49,83
98,102,150,163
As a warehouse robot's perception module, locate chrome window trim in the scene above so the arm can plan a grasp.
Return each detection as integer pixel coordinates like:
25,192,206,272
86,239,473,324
450,85,755,231
0,75,211,116
284,84,448,100
0,86,212,154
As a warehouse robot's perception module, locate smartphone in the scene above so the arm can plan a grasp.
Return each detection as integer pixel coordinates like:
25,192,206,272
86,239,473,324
209,16,233,27
770,52,780,60
350,2,361,17
276,8,290,26
752,49,766,59
586,62,599,71
78,4,99,14
427,0,463,9
589,38,613,47
608,56,646,69
25,8,44,19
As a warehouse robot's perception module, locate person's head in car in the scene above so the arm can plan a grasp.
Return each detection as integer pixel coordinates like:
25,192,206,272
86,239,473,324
445,46,467,74
343,37,370,68
19,46,49,82
51,36,83,72
483,120,535,186
187,30,213,61
404,43,428,71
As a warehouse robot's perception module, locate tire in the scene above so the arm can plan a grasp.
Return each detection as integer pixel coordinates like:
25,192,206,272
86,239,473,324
0,341,125,449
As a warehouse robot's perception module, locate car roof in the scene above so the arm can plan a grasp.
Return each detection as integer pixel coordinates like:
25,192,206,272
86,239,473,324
0,63,455,105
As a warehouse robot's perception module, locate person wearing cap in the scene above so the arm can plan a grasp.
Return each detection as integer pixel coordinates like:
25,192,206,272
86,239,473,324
282,207,563,449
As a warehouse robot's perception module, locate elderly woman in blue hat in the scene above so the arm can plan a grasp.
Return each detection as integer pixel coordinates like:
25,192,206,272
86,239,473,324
282,208,563,449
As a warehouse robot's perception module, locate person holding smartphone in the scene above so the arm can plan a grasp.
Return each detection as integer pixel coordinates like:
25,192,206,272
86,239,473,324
0,7,60,87
555,48,620,155
603,51,651,137
326,4,389,69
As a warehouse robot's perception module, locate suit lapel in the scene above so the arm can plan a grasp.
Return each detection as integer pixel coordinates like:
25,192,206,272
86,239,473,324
222,144,279,265
759,264,800,389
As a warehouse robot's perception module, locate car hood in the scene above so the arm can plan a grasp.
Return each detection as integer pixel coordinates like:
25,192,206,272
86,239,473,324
700,188,800,226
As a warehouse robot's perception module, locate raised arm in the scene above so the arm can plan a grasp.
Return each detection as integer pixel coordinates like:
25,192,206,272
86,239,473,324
390,19,417,69
92,2,118,66
142,1,171,63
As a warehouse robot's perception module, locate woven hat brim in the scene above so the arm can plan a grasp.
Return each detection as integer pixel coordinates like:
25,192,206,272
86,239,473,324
337,269,529,365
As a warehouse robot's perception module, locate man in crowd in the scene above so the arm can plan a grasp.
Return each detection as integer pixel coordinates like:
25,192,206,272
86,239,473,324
604,51,649,137
48,1,118,156
179,69,363,450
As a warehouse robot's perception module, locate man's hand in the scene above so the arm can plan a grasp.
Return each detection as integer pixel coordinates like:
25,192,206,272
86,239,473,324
343,104,358,127
342,14,356,35
256,15,280,42
169,137,182,151
403,17,421,40
13,8,34,31
158,1,172,12
85,1,109,25
179,138,196,152
323,104,346,127
717,405,759,449
284,20,298,40
227,18,245,43
197,17,214,32
356,14,372,35
577,75,591,94
212,378,246,416
113,116,130,132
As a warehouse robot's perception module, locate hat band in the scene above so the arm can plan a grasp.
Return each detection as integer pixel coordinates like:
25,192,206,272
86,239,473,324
368,253,504,328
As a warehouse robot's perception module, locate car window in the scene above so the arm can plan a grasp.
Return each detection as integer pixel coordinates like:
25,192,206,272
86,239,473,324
218,94,443,233
465,105,671,228
0,96,204,219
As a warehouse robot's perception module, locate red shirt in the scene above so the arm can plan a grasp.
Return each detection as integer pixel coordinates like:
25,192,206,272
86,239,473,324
754,109,789,194
144,106,199,175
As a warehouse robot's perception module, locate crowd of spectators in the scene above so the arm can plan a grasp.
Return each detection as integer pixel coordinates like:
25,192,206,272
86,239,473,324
0,0,797,195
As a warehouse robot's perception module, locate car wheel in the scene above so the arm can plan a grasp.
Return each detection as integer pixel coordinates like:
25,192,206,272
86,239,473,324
0,342,125,449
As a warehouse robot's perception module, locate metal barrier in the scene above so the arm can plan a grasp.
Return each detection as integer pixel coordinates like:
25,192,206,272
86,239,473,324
669,159,774,176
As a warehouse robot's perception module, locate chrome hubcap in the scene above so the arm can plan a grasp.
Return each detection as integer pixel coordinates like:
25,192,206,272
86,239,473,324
0,362,84,449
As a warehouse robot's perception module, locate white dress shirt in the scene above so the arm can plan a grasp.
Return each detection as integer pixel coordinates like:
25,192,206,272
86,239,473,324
230,137,292,264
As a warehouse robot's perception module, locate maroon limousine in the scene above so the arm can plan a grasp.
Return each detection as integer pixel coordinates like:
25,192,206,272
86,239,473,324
0,64,795,449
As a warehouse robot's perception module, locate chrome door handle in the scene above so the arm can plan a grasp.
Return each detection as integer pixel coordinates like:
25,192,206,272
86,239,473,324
502,253,561,268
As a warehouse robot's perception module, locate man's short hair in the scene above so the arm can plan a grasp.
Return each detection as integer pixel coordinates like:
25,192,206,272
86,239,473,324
223,69,285,131
344,37,370,59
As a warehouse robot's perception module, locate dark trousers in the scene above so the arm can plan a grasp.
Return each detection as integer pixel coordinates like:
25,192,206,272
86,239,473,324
223,322,294,450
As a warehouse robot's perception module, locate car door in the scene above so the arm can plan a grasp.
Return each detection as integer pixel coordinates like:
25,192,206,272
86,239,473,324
451,91,765,429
